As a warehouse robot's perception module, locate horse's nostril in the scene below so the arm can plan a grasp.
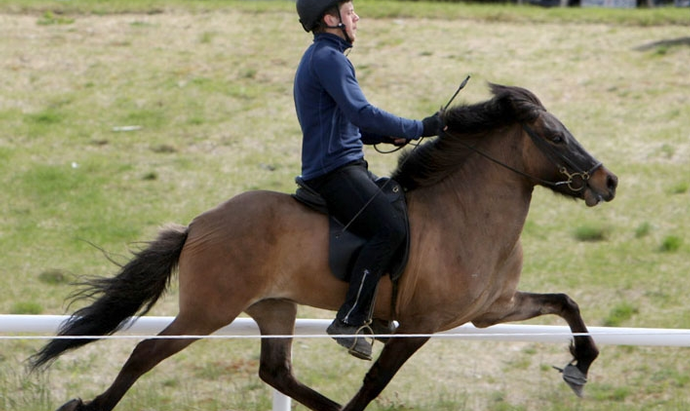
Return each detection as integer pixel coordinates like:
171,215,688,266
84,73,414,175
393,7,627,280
607,174,618,193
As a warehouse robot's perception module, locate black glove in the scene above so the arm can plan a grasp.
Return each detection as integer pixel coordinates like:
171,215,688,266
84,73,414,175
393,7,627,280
421,111,443,137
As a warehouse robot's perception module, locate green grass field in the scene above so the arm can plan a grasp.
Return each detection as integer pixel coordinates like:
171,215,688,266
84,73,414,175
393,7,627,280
1,1,689,410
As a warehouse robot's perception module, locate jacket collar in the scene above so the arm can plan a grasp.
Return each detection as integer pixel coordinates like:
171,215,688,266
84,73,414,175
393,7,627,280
314,32,352,52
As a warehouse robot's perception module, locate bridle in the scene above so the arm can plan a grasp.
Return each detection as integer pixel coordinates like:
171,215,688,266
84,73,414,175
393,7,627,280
522,123,602,191
444,123,602,193
375,75,600,193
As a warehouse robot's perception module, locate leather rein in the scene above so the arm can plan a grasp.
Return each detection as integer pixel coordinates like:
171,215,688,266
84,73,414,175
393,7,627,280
444,123,602,192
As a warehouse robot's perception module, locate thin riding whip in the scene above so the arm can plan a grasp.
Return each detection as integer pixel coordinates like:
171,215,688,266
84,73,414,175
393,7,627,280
339,75,471,235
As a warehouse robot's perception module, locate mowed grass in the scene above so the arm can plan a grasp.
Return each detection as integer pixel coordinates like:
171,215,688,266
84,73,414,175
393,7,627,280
1,1,689,410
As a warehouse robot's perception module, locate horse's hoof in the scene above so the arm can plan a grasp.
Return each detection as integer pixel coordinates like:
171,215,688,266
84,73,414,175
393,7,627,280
553,364,587,397
56,398,84,411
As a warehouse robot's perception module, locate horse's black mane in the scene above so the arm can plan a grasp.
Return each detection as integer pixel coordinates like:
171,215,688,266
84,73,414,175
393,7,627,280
392,83,545,190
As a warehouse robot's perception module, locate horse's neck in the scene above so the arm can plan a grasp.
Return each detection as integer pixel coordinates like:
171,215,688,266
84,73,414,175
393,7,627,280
408,142,534,253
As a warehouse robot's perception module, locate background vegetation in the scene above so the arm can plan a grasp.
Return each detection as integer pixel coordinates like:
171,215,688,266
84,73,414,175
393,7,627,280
1,1,688,410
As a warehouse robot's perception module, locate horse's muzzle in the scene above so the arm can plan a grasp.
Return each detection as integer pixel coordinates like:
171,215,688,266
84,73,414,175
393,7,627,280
583,165,618,207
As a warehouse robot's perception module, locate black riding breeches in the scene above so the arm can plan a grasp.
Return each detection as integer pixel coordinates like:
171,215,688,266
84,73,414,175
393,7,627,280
306,160,406,325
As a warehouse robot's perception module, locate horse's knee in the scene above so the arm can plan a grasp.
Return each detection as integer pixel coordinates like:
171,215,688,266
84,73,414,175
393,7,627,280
258,344,292,386
258,359,292,388
554,293,580,316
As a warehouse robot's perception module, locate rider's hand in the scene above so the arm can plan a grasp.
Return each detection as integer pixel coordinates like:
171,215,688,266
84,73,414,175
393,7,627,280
421,111,443,137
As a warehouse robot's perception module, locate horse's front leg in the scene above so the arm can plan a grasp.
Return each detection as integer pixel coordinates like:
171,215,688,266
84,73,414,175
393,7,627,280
472,291,598,397
342,335,430,411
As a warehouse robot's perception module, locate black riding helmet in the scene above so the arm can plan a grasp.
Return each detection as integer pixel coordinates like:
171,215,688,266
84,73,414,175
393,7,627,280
296,0,344,32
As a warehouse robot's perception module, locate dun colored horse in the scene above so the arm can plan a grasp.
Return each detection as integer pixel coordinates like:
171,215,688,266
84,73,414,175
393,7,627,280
31,84,618,411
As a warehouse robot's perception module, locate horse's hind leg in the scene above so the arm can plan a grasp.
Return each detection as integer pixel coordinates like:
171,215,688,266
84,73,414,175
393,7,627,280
473,291,598,396
246,299,341,411
58,316,221,411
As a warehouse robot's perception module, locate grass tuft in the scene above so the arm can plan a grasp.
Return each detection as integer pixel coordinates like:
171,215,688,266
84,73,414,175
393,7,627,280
37,11,74,25
634,222,652,238
603,301,640,327
659,235,683,253
669,181,688,195
38,269,69,285
25,110,62,125
573,224,609,242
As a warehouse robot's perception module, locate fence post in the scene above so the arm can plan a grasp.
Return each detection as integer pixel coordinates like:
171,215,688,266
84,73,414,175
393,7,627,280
273,389,291,411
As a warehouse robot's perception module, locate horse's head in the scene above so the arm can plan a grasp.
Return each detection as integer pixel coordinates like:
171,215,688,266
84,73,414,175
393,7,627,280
502,84,618,206
395,83,618,207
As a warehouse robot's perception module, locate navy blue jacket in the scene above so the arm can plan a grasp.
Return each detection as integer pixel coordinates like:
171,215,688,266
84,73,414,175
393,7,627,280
294,33,423,180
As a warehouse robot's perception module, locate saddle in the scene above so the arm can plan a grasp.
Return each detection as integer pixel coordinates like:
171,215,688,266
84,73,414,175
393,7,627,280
292,176,410,283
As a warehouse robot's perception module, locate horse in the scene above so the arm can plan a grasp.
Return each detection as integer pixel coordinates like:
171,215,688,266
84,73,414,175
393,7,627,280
30,83,618,411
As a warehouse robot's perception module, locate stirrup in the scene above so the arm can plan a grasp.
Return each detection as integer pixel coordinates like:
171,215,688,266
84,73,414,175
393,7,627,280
346,324,374,360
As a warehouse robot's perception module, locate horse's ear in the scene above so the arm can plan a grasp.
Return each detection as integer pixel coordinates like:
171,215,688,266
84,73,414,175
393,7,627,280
488,82,509,97
488,83,520,121
489,83,543,123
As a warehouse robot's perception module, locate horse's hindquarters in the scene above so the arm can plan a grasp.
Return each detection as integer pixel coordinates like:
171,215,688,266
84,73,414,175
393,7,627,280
179,190,385,317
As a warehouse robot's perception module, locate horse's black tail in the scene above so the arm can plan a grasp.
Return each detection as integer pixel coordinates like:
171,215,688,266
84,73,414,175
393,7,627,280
29,224,189,371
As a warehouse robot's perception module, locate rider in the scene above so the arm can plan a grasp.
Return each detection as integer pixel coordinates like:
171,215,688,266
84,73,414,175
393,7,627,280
294,0,442,360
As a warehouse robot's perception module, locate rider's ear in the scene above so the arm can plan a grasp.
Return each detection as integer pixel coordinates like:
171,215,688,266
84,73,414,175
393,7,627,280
323,13,338,27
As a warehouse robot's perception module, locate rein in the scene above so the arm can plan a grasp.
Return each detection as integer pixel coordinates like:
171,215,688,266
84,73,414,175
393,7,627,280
443,124,602,192
373,76,471,156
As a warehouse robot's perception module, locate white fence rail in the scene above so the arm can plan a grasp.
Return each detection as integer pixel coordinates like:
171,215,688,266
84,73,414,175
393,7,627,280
2,314,690,411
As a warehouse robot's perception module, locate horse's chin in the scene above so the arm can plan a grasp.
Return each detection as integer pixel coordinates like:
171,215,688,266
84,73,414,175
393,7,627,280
583,189,604,207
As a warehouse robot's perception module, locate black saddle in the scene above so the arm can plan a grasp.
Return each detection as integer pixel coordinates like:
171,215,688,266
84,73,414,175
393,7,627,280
292,176,410,283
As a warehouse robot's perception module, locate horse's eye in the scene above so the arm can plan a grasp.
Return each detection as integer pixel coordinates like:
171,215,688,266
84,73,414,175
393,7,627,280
551,135,564,144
